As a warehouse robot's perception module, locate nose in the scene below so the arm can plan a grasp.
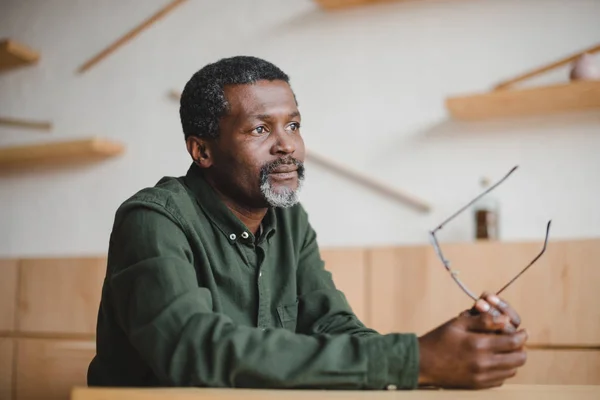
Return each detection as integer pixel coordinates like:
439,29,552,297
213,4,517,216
271,128,296,156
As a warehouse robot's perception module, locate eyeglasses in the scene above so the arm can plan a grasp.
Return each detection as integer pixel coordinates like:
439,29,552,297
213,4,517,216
429,166,552,301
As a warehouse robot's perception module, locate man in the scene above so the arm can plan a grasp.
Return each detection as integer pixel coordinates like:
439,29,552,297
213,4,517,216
88,56,527,390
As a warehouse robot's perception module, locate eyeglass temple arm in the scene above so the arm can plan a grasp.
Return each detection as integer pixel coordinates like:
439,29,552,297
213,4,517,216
496,220,552,295
429,231,479,301
433,166,519,232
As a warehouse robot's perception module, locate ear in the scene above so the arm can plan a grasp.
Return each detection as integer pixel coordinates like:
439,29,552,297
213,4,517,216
186,136,213,168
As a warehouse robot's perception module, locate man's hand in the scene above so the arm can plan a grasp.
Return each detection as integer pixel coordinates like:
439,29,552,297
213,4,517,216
417,295,528,389
468,292,522,334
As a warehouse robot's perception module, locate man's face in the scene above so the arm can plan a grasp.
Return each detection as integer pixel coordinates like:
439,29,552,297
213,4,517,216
207,80,305,208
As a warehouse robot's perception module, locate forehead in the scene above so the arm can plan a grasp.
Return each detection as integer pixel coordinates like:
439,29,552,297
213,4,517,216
223,80,297,118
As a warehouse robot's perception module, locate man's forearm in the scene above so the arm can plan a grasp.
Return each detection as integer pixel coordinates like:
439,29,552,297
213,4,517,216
297,287,379,338
111,259,418,389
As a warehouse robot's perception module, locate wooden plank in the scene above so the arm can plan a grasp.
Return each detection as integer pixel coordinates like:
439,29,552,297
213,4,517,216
314,0,407,10
321,248,369,324
0,39,39,72
368,238,600,346
15,338,96,400
71,385,600,400
0,137,124,172
494,43,600,91
0,260,19,332
0,117,52,131
0,331,95,341
364,245,428,335
526,344,600,351
77,0,188,73
446,80,600,120
17,258,106,335
0,338,14,400
512,349,600,385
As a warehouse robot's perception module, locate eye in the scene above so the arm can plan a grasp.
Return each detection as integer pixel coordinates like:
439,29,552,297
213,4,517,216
251,125,268,135
287,122,301,133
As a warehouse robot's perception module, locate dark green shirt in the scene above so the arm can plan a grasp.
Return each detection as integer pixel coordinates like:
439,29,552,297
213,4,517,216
88,163,419,390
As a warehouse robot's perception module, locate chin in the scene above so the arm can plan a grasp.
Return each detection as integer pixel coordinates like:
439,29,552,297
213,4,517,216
260,178,302,209
271,180,298,193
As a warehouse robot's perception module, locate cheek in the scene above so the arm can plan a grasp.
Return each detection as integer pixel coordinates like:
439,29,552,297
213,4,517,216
232,153,264,184
294,135,306,158
223,138,273,183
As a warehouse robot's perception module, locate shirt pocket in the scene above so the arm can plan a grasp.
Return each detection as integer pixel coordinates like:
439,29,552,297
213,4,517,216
276,302,298,332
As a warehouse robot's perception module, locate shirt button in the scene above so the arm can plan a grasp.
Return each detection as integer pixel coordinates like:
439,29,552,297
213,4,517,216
229,233,236,240
386,384,397,391
241,232,249,239
259,271,262,278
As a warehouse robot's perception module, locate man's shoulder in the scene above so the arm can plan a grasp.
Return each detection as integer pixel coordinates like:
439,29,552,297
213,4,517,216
115,175,195,223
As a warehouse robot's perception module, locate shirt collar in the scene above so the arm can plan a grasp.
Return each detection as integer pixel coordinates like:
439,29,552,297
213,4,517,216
183,163,277,245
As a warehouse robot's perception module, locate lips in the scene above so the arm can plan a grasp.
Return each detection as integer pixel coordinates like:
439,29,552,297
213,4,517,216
268,164,298,181
270,164,298,174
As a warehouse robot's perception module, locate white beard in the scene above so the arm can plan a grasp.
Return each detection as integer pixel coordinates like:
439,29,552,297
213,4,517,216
260,176,304,208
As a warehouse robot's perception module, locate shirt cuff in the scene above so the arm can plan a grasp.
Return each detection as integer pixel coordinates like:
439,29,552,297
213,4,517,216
367,333,420,390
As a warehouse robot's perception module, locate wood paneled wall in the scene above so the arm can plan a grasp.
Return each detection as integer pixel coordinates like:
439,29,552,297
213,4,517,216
368,239,600,345
320,248,370,325
17,258,105,335
0,238,598,399
0,258,103,400
15,339,96,400
0,338,14,400
364,239,600,386
0,260,18,333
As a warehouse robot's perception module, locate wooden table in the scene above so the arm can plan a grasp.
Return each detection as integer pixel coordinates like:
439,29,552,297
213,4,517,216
71,385,600,400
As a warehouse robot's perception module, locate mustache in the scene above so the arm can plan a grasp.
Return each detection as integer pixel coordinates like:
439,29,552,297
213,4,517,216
261,157,303,174
260,157,305,180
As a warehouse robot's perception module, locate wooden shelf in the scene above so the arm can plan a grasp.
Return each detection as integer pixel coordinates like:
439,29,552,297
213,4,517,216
0,138,124,171
0,117,52,131
314,0,400,10
446,43,600,121
0,39,39,72
446,80,600,120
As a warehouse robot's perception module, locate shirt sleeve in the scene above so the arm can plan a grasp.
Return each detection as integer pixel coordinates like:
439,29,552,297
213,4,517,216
295,219,379,338
293,215,420,388
107,202,419,390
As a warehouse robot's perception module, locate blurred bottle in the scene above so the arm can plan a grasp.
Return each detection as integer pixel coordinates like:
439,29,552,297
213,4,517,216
569,53,600,81
473,177,500,241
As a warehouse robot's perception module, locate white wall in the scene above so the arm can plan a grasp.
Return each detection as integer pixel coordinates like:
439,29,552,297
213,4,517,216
1,0,599,257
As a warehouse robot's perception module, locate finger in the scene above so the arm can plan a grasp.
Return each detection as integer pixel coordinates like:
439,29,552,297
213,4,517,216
478,379,506,390
465,310,514,334
490,350,527,370
472,293,518,333
488,329,528,353
471,298,508,322
478,368,519,384
473,370,516,389
473,298,492,314
484,294,521,328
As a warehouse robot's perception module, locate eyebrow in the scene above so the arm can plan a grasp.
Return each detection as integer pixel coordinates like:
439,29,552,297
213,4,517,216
251,111,301,120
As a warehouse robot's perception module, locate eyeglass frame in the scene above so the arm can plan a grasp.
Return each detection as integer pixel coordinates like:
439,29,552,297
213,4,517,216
429,166,552,301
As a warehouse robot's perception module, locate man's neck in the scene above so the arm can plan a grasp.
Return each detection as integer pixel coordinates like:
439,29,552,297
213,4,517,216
221,197,266,236
204,175,267,235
